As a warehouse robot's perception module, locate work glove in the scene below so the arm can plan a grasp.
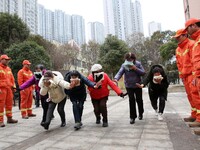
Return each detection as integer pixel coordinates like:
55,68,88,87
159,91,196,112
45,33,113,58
119,93,127,98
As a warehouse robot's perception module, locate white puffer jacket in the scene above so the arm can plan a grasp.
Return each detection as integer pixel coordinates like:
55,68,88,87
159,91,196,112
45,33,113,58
39,71,70,103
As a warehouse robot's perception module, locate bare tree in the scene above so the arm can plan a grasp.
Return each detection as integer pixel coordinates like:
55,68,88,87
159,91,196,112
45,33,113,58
81,40,100,75
52,43,79,70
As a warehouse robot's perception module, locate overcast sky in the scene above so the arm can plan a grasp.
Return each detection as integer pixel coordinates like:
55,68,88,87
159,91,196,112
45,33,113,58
38,0,185,37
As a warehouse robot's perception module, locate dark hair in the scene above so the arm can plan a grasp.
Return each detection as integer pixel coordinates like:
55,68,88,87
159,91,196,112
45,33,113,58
196,22,200,27
44,70,53,78
70,70,79,77
152,67,162,74
35,64,44,70
124,52,136,61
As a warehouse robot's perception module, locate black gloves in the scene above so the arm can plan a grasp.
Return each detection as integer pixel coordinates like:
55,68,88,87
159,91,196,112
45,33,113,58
119,93,127,98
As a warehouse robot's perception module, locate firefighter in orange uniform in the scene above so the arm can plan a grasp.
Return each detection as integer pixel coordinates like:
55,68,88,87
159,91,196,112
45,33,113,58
0,54,18,127
173,29,197,122
184,18,200,129
17,60,36,119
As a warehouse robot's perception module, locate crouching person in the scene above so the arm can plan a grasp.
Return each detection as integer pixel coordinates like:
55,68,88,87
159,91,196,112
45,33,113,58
64,70,96,130
39,70,72,130
88,64,125,127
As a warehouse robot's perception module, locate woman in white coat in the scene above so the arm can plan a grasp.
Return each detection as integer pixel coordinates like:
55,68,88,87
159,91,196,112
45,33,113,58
39,70,73,130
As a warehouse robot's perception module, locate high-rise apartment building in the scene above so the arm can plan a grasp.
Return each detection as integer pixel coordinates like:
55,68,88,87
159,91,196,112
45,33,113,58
0,0,37,34
103,0,143,41
71,15,86,46
87,22,104,44
148,21,161,37
183,0,200,20
54,10,66,44
131,0,144,34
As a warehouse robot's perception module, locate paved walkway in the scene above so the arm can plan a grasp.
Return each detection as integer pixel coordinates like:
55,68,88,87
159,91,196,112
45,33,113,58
0,87,200,150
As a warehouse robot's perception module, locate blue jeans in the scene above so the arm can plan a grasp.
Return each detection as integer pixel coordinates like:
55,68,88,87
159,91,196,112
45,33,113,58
72,100,84,123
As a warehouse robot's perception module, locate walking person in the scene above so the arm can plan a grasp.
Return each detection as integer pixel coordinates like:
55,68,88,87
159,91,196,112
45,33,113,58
88,64,125,127
114,52,145,124
184,18,200,128
64,70,96,130
173,29,197,122
39,70,73,130
19,64,50,125
17,60,36,119
0,54,18,127
136,65,169,121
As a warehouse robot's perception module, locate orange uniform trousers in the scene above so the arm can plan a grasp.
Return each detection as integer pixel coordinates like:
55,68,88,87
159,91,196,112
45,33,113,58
195,78,200,122
0,87,13,123
183,75,197,118
20,87,33,117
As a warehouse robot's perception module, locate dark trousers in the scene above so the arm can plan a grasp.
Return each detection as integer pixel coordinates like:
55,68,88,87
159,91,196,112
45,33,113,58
35,90,40,107
92,97,108,123
126,88,144,119
45,97,67,125
72,100,84,123
149,94,165,114
40,94,49,123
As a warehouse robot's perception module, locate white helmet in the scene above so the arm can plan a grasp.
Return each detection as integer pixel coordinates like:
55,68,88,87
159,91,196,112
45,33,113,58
91,64,102,72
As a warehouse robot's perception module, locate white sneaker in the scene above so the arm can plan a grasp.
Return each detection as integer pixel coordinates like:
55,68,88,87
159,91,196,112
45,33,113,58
158,113,163,121
155,109,158,116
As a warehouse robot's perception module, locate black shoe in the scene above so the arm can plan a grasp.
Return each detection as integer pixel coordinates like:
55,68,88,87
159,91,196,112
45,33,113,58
42,122,49,130
96,119,101,124
60,122,66,127
102,122,108,127
40,122,45,126
138,115,143,120
130,118,135,124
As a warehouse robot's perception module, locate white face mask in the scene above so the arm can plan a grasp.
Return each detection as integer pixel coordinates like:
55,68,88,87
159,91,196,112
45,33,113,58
153,75,163,84
93,72,104,82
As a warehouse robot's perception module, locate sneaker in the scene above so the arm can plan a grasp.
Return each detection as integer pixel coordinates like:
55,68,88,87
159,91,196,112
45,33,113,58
80,122,83,126
102,122,108,127
74,122,81,130
130,118,135,124
158,113,163,121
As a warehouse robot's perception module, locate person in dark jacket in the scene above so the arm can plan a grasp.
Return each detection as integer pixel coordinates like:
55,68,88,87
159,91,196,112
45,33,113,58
64,70,96,130
114,52,146,124
136,65,169,121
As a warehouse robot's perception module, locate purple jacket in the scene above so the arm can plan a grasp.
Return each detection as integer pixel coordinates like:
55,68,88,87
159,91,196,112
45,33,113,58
20,76,39,91
20,69,46,91
114,60,145,88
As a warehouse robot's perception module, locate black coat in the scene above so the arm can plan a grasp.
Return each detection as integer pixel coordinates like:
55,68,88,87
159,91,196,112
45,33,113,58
143,65,169,100
64,71,95,101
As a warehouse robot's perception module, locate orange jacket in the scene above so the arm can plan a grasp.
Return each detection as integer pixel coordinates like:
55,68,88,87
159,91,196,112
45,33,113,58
176,38,194,78
17,67,33,86
190,30,200,77
0,63,15,88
